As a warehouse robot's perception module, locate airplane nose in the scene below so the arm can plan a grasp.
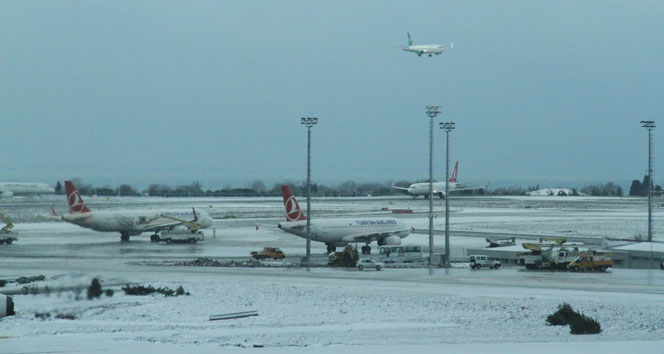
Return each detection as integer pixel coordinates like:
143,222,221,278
278,224,282,229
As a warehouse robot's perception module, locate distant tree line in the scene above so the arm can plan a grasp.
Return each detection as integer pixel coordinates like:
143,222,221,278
53,177,657,198
580,182,622,197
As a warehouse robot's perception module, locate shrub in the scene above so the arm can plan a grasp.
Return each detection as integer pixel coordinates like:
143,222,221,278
546,303,579,326
0,279,6,287
16,275,46,284
55,313,76,320
105,289,114,297
546,303,601,335
122,284,189,297
569,314,602,334
34,312,51,320
87,278,103,300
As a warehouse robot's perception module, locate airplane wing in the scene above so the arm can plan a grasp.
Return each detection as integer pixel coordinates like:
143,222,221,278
391,184,410,191
141,208,204,232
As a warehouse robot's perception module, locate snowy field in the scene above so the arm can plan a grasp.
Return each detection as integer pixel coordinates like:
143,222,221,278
0,195,663,353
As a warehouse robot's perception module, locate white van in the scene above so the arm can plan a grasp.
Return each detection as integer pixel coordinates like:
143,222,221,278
469,255,501,270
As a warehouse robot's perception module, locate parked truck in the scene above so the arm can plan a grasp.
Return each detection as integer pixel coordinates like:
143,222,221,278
328,244,359,267
518,239,587,270
568,253,613,272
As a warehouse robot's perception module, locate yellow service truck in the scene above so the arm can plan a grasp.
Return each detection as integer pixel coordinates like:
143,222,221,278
568,253,613,272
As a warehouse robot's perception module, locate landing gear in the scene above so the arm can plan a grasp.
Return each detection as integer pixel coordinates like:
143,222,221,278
361,245,372,254
326,243,336,253
120,232,130,242
150,234,160,242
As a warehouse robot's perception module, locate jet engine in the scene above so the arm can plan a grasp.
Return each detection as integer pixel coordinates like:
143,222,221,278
0,294,14,318
378,235,402,246
0,191,13,198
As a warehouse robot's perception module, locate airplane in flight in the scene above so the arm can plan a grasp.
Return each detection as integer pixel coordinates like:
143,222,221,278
392,161,486,199
57,181,213,242
277,185,411,254
0,182,54,198
402,32,452,57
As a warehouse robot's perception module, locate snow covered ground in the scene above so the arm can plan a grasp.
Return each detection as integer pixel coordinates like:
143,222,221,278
0,195,663,353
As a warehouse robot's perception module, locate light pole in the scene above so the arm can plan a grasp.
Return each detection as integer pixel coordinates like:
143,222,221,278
641,120,655,243
440,121,455,267
425,105,440,265
301,117,318,263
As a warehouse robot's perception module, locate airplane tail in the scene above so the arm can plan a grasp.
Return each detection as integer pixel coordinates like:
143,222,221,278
407,32,413,46
448,161,459,183
64,181,91,214
281,185,307,222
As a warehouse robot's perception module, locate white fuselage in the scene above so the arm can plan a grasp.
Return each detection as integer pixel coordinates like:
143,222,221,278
62,209,214,236
406,181,459,197
278,217,410,245
0,183,54,197
403,45,444,56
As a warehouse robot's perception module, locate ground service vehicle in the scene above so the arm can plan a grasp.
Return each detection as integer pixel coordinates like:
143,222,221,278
568,253,613,272
518,241,586,270
0,212,17,245
377,245,423,263
469,255,501,269
329,244,359,267
251,247,286,260
154,230,204,244
356,258,384,271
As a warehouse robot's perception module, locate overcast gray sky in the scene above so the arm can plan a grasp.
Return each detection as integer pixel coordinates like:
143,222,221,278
1,1,663,189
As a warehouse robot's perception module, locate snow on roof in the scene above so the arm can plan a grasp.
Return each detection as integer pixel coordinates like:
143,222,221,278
611,242,664,253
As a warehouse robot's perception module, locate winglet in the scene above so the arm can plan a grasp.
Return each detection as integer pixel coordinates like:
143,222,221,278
192,208,198,222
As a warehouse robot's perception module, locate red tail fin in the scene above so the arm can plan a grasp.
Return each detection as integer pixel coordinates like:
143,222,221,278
64,181,91,214
281,185,306,222
448,161,459,183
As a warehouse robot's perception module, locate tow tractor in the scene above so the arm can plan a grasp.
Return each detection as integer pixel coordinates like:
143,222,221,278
0,212,18,245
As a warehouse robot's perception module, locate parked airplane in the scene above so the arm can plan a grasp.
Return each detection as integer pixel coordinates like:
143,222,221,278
0,182,54,198
402,32,452,57
392,162,486,199
277,185,411,254
58,181,213,242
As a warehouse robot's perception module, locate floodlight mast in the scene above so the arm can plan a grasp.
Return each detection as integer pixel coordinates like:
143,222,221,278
641,120,655,243
425,105,440,265
440,121,455,267
300,117,318,264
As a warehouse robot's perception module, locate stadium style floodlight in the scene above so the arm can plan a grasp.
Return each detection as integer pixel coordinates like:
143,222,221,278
301,116,318,264
425,105,441,265
440,121,456,267
641,120,656,243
